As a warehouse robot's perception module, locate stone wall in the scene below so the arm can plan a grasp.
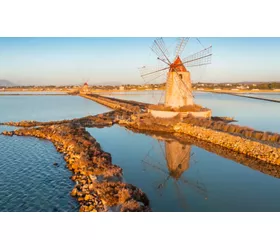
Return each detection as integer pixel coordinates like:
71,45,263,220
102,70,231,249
80,94,144,113
81,94,280,145
174,123,280,166
182,116,280,144
120,115,280,166
79,94,280,166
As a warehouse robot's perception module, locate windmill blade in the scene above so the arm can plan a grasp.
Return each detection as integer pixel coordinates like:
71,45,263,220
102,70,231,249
151,38,172,65
179,177,208,197
182,46,212,67
174,37,189,58
139,65,169,84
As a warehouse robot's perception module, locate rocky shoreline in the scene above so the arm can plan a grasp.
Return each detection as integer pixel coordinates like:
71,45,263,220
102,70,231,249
2,93,280,212
0,111,124,128
119,113,280,166
2,124,151,212
130,129,280,178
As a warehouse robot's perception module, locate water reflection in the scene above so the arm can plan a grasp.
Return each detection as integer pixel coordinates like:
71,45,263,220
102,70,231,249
142,137,208,208
165,141,191,180
88,125,280,211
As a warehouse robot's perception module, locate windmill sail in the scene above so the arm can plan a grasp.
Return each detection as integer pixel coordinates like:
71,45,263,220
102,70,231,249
151,38,171,64
174,37,189,59
182,46,212,67
139,65,169,83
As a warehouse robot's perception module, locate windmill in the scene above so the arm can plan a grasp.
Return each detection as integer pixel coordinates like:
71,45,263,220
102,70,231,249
80,78,90,93
139,38,212,109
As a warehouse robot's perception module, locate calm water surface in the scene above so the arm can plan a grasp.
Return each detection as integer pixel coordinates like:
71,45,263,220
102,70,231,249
0,95,110,122
88,125,280,212
1,92,280,211
240,92,280,101
0,95,110,211
0,91,66,95
0,126,78,211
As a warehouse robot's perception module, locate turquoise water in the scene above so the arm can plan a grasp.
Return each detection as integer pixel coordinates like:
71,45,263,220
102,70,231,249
1,92,280,211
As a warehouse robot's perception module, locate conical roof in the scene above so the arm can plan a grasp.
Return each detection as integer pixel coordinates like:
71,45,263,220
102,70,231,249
169,56,187,72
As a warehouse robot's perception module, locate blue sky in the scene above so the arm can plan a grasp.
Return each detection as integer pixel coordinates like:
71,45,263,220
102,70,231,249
0,37,280,85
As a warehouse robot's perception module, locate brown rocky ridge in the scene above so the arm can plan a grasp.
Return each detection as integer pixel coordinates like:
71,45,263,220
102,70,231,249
2,123,150,212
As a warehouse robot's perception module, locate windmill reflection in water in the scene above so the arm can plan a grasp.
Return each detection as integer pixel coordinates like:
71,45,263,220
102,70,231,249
142,137,208,210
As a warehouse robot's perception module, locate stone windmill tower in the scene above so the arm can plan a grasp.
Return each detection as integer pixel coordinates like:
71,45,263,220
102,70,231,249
140,38,212,112
165,56,193,107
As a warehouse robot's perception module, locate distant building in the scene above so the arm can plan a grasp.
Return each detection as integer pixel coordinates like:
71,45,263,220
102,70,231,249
119,86,125,90
81,82,89,93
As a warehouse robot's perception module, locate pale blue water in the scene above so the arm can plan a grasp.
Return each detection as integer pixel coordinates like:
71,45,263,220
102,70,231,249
0,126,78,211
0,95,110,122
0,95,110,212
88,125,280,212
1,92,280,211
240,92,280,101
0,91,66,95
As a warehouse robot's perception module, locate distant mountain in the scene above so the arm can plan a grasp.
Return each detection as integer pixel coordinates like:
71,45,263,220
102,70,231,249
0,80,15,87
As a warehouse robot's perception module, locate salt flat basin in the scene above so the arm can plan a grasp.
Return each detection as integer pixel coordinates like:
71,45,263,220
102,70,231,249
148,108,212,119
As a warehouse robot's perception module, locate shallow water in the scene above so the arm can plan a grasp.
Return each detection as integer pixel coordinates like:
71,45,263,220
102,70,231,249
88,125,280,212
0,95,110,212
1,92,280,212
0,95,110,122
0,126,78,212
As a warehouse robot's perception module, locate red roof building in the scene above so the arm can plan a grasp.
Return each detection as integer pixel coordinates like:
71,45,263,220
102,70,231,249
169,56,187,72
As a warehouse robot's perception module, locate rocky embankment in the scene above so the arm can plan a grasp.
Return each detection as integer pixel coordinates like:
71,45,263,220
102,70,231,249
133,129,280,178
3,93,280,209
81,94,280,145
0,111,131,128
2,124,150,212
181,115,280,144
80,94,148,113
119,113,280,166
